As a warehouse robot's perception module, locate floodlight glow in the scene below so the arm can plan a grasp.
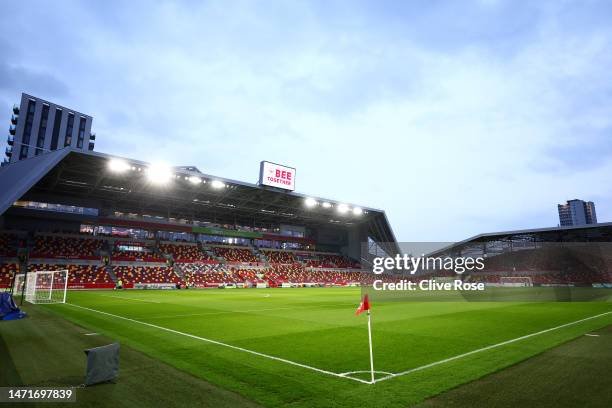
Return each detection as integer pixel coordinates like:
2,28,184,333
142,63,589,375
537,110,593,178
337,204,350,214
304,197,317,208
322,202,332,208
352,207,363,216
188,176,202,184
211,180,225,189
146,163,172,184
108,159,130,173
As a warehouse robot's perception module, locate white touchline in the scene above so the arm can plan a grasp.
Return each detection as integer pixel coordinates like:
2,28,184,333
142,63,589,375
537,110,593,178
66,303,371,385
373,310,612,384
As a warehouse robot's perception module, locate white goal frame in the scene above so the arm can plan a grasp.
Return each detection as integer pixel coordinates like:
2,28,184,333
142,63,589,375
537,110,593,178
13,270,69,304
500,276,533,287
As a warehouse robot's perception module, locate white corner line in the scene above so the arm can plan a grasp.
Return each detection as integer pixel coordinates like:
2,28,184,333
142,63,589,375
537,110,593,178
373,310,612,384
65,303,370,384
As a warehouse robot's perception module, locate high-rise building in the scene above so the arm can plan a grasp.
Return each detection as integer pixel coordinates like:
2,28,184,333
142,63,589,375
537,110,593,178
3,93,95,166
558,199,597,227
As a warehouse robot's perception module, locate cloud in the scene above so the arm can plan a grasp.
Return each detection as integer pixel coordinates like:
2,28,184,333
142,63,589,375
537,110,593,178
0,64,69,98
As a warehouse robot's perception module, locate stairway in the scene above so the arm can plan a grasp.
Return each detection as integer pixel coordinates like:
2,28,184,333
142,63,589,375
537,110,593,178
173,264,184,280
251,245,268,263
106,265,117,283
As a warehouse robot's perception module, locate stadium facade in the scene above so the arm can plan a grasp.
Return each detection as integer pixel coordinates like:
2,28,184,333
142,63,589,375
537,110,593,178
0,148,398,289
1,147,610,291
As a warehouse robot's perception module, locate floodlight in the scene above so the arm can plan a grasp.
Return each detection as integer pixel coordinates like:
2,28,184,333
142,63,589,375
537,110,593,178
322,202,332,208
304,197,317,208
108,159,130,173
188,176,202,184
146,163,172,184
337,204,349,214
352,207,363,216
211,180,225,189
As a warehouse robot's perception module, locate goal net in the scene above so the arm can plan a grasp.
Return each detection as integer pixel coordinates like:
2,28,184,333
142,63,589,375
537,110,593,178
13,270,68,304
500,276,533,287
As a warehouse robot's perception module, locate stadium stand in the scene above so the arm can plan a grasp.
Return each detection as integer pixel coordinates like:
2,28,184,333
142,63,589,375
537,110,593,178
113,265,180,284
31,234,103,259
28,263,113,288
0,233,18,256
0,263,18,288
469,245,612,285
159,243,214,262
303,254,360,269
212,246,258,263
177,262,365,287
263,249,296,264
180,264,240,286
111,248,164,262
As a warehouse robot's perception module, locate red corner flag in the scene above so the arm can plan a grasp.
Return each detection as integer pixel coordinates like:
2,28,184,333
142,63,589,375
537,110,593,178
355,294,371,316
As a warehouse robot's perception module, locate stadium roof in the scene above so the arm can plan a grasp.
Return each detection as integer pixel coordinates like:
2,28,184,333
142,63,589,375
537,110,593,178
459,222,612,243
428,222,612,257
0,148,398,254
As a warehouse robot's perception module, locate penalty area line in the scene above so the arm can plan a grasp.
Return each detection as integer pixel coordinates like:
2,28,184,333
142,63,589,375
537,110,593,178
66,303,372,385
374,310,612,384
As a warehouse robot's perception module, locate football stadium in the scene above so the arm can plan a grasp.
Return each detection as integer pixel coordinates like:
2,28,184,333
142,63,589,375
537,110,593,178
3,2,612,407
1,147,611,407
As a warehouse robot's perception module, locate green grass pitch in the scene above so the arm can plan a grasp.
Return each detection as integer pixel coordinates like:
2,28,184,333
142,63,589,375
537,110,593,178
24,288,612,406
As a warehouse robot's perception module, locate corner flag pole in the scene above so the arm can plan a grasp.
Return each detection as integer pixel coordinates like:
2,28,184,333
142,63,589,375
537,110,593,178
367,309,375,384
355,294,375,384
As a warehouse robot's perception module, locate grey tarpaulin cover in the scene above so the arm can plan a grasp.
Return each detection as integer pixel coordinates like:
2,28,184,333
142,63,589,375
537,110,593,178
84,343,120,386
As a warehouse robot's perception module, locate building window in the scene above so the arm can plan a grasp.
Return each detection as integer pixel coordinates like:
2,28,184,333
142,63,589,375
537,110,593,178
35,104,50,155
64,113,74,146
20,100,36,159
50,108,62,150
19,145,28,160
77,117,86,148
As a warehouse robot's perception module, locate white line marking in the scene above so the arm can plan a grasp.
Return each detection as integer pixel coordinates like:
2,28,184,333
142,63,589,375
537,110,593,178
339,370,394,376
66,303,371,385
338,370,394,380
585,333,600,337
63,303,612,386
99,294,161,304
374,310,612,384
84,333,99,336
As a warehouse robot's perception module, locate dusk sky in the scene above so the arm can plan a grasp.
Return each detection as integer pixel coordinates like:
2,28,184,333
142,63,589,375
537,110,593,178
2,0,611,241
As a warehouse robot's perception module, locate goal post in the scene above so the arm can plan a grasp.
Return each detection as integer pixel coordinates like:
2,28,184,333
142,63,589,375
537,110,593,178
500,276,533,287
14,270,68,304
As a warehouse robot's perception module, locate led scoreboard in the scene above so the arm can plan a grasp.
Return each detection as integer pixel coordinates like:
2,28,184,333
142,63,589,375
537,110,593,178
259,161,296,191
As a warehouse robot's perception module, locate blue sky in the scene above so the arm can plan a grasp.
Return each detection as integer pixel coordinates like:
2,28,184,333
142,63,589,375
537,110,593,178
1,0,612,241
